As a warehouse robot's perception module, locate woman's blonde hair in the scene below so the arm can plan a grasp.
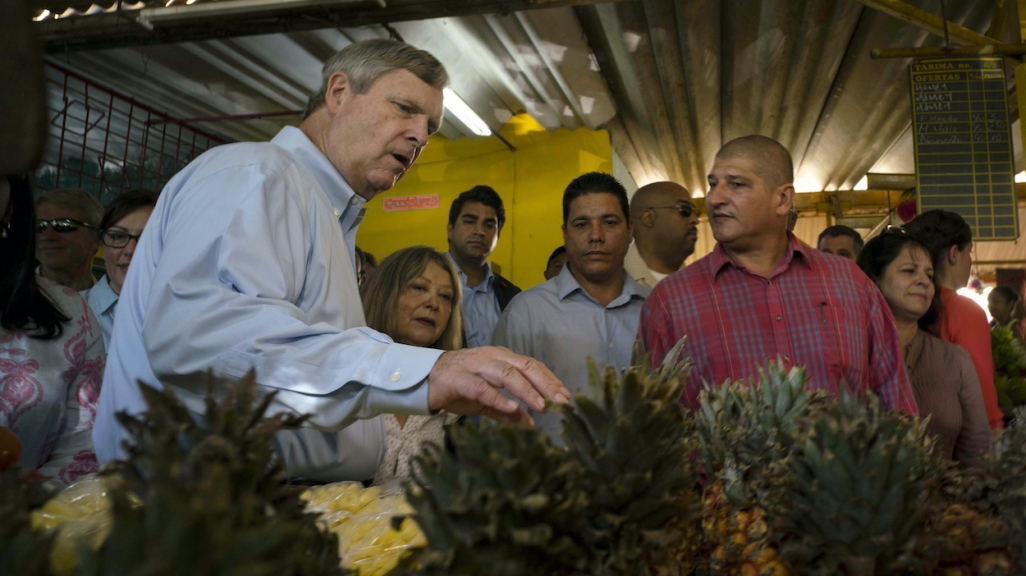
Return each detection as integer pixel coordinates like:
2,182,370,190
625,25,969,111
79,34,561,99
362,246,463,351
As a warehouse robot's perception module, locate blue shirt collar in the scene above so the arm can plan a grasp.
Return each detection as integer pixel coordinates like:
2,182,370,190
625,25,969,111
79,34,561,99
90,274,119,315
446,251,495,292
554,264,648,307
270,126,366,231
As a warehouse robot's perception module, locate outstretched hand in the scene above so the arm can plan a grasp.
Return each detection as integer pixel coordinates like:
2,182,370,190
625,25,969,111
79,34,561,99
426,347,569,424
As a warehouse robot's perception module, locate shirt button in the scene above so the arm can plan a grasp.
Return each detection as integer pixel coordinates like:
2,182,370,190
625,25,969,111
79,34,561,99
390,371,401,382
609,343,614,349
333,209,341,217
775,315,782,322
350,197,359,206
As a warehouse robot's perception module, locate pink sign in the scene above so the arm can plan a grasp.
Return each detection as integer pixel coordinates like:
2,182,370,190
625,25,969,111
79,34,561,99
382,194,440,212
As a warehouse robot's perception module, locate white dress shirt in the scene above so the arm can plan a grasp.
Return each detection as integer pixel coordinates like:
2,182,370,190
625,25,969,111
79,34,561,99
93,126,441,482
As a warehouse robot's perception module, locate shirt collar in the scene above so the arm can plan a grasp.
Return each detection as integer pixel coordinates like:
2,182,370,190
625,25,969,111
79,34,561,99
709,232,812,280
446,251,494,291
270,126,366,230
555,264,648,306
91,275,120,314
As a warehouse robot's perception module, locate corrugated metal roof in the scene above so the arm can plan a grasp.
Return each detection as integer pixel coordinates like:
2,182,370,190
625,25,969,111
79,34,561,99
36,0,1026,199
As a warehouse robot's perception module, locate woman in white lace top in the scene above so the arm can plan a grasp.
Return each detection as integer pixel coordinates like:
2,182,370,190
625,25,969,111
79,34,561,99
362,246,462,491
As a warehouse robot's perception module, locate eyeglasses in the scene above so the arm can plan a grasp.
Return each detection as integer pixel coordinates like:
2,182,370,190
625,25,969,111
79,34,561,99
100,229,143,249
649,204,700,218
36,218,95,234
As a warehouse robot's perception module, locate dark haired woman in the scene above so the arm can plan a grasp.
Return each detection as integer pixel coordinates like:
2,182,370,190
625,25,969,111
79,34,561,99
858,230,988,463
905,210,1002,431
83,189,159,349
0,175,104,484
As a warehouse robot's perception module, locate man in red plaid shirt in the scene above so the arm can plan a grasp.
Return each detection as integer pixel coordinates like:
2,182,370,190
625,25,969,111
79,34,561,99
639,135,917,414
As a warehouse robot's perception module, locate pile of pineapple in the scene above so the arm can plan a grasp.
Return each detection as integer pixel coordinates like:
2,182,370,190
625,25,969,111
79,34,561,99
399,349,1026,576
8,345,1026,576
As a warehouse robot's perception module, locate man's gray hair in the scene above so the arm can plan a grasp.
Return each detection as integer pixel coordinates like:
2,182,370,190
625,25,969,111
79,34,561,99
303,39,449,119
35,188,103,228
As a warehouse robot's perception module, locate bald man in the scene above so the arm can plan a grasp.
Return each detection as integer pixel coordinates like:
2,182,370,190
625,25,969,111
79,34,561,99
624,181,700,287
639,135,916,415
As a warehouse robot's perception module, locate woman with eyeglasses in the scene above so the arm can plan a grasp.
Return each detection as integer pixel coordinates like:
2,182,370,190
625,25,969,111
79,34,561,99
857,230,989,464
362,246,463,492
0,175,105,484
83,190,159,349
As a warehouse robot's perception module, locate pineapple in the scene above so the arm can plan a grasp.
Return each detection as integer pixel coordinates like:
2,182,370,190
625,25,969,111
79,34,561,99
557,339,702,576
931,408,1026,575
396,420,585,576
397,339,702,575
773,385,941,575
73,370,346,576
0,468,55,576
695,360,821,576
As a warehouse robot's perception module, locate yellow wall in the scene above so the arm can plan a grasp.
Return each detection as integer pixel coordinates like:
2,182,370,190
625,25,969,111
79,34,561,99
356,114,613,289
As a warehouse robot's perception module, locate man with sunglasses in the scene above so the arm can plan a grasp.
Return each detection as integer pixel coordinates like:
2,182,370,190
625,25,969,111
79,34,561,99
35,189,103,292
624,181,700,287
639,135,916,415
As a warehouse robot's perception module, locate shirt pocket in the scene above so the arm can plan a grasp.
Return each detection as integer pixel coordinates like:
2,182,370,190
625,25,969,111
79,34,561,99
810,301,850,385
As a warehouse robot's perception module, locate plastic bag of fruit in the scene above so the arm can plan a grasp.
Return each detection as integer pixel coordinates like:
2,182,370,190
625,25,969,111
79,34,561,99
302,482,426,575
30,473,114,574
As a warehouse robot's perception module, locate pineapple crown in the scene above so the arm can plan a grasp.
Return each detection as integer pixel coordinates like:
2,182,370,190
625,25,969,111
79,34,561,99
76,371,345,576
400,339,702,576
398,421,585,576
777,386,940,574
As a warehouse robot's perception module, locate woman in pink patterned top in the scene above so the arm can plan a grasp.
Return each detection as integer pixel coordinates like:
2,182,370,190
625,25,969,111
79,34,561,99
0,175,105,484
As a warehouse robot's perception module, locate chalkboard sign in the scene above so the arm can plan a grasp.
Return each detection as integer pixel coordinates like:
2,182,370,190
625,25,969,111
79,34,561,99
909,57,1018,240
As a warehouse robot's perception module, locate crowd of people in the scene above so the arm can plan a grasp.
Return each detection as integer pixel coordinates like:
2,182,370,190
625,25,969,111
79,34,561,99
0,38,1009,488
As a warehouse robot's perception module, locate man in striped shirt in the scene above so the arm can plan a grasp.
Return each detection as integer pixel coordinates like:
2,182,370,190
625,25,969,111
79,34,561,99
639,135,917,414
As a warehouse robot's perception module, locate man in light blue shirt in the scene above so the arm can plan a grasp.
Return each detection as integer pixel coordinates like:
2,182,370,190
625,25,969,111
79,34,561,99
94,39,568,482
493,173,649,442
445,186,520,347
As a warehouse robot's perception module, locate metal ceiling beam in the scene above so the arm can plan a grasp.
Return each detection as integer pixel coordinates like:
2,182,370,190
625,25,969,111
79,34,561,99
851,0,1001,46
38,0,631,54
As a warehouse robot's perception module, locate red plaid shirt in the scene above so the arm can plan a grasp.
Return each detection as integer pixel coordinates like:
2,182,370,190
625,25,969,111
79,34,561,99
639,235,918,414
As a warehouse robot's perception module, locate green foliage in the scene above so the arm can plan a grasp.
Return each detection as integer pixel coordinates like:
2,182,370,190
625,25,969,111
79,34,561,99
992,325,1026,377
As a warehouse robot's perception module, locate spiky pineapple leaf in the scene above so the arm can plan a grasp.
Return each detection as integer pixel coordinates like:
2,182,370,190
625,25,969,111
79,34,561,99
75,371,345,576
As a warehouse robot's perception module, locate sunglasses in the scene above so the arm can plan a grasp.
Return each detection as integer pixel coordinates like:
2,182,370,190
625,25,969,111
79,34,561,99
882,225,909,236
650,204,700,218
36,218,95,234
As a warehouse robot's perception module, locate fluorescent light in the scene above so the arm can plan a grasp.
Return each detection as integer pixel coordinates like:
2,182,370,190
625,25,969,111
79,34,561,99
1016,171,1026,183
33,9,50,20
443,88,491,137
854,175,868,190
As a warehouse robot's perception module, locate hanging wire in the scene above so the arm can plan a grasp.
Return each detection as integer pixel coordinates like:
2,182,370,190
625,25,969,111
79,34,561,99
938,0,952,50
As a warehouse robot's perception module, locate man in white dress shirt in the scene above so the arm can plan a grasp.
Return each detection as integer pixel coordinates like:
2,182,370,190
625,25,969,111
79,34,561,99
93,39,568,481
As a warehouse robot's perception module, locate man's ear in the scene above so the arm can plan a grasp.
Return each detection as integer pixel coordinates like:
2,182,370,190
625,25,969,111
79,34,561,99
777,183,795,216
324,71,351,115
626,219,635,243
446,222,454,242
640,208,655,227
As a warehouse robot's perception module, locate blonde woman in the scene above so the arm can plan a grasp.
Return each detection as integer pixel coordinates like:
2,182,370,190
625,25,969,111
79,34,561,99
362,246,462,491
